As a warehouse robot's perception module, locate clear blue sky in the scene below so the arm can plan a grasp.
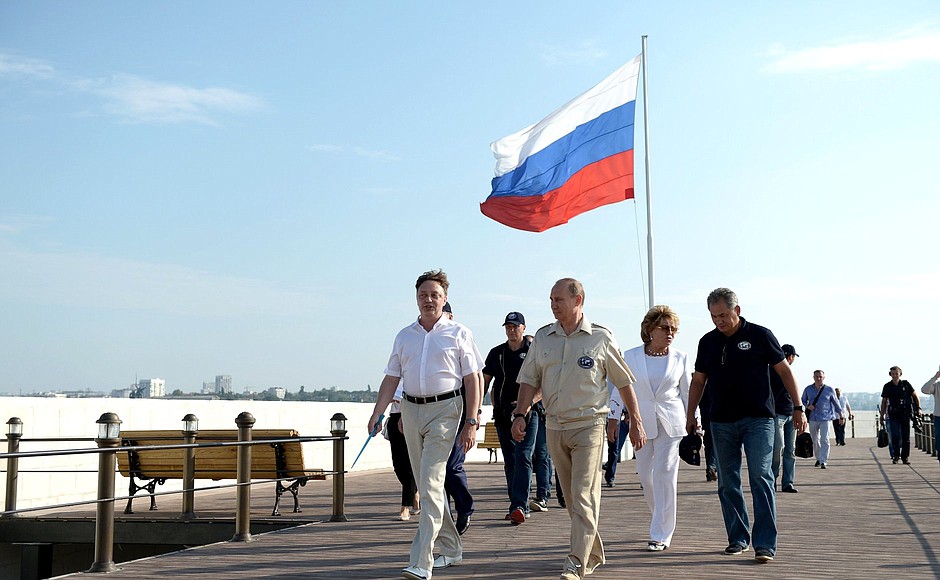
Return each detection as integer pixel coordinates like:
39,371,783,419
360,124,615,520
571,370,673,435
2,2,938,395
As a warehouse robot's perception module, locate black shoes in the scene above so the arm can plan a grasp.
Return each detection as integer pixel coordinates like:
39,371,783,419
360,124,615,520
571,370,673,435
456,513,471,535
724,544,749,555
892,457,899,464
529,497,549,512
754,548,774,562
781,486,798,493
814,460,820,467
604,478,615,488
902,458,911,465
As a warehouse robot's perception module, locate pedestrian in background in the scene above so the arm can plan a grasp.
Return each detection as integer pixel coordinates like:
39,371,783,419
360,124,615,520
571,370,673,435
921,367,940,466
800,370,842,469
881,366,920,465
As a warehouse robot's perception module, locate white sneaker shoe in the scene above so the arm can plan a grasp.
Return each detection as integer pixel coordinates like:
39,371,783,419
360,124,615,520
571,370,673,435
432,554,462,568
560,557,582,579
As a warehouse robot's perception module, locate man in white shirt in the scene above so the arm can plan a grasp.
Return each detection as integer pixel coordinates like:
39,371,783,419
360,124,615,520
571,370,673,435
921,368,940,466
368,270,483,580
832,388,853,446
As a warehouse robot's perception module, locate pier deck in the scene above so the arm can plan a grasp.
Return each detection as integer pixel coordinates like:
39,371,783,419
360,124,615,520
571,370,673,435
56,437,940,579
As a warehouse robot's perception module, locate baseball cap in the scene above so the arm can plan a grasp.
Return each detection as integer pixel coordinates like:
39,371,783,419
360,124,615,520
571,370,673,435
782,344,799,357
678,433,702,466
442,302,452,314
503,312,525,326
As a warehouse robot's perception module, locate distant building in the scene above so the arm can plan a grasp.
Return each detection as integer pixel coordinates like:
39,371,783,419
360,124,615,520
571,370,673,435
111,388,133,398
215,375,233,395
202,381,215,394
138,378,166,398
265,386,286,400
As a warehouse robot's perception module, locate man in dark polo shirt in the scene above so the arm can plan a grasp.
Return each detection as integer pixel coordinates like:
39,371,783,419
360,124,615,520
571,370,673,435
685,288,804,564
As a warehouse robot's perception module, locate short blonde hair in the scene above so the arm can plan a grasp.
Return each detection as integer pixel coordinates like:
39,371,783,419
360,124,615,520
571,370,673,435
640,305,680,344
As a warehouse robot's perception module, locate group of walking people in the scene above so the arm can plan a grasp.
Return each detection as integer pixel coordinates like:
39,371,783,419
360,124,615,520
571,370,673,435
366,270,922,580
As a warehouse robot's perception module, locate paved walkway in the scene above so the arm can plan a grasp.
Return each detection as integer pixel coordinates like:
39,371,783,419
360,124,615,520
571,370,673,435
59,437,940,579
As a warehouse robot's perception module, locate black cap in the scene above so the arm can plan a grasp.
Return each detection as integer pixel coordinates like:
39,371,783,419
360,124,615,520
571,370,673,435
782,344,799,357
678,433,702,466
503,312,525,326
442,302,452,314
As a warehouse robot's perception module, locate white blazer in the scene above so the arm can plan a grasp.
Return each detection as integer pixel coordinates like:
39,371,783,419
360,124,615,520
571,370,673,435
613,345,692,439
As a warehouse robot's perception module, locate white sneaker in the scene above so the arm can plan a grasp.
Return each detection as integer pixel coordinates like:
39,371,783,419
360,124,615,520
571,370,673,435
401,565,431,580
560,557,582,580
432,554,462,568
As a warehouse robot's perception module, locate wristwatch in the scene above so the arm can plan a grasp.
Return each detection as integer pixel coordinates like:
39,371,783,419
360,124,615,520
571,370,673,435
512,413,527,421
793,406,804,412
465,418,479,427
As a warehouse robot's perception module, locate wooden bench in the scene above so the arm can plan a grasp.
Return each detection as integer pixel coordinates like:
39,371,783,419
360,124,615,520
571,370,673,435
118,429,327,516
479,422,501,463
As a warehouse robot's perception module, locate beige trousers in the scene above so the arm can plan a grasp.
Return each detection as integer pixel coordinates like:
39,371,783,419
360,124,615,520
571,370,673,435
547,421,606,576
401,396,463,570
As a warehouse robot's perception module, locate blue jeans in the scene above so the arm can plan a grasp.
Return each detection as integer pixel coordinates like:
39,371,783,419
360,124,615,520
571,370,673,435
711,417,777,553
532,411,552,501
494,413,515,500
604,419,629,483
772,414,795,489
702,418,717,471
935,417,940,464
886,415,911,460
444,429,474,517
510,411,541,510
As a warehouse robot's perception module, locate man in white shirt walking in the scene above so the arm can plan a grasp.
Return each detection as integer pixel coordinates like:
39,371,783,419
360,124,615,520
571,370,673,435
368,270,483,580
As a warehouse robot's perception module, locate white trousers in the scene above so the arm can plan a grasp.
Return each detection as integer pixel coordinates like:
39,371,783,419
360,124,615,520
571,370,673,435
634,424,682,546
808,420,832,464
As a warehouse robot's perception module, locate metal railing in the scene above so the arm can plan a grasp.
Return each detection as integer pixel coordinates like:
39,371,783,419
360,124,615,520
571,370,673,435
914,412,936,457
2,411,349,573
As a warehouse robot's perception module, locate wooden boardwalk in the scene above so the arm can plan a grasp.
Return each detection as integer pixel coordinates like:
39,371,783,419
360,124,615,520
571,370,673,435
57,437,940,579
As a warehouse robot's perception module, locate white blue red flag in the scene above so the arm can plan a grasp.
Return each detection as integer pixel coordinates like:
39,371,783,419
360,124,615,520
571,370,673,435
481,55,641,232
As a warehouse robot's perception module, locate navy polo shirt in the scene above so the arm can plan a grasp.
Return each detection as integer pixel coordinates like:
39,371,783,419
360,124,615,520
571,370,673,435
694,317,786,422
770,368,794,415
483,339,530,409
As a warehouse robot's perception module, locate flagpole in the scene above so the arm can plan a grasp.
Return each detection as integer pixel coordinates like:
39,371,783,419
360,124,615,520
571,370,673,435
641,35,655,308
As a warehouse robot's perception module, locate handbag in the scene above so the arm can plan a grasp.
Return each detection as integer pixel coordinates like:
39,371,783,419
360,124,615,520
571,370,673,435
877,428,889,448
795,432,814,458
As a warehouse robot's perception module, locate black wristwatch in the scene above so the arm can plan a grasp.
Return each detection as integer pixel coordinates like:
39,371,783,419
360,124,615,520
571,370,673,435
512,413,527,421
793,406,804,412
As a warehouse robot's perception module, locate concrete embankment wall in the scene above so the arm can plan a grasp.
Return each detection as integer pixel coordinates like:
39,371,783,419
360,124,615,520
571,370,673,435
1,397,495,510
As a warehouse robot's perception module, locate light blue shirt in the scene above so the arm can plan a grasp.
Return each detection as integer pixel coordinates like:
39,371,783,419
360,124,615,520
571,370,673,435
801,384,843,421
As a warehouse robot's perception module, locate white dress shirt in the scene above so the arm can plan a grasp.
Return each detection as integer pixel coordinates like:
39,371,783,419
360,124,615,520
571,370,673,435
384,315,483,397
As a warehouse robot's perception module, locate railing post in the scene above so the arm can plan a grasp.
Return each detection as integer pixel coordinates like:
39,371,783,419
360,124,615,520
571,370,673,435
329,413,348,522
231,412,255,542
4,417,23,517
931,414,937,457
87,412,122,573
181,414,199,520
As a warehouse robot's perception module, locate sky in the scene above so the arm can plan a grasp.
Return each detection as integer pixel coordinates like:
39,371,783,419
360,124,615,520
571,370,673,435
2,2,939,397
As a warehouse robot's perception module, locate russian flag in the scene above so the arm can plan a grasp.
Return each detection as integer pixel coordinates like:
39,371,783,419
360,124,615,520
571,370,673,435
481,55,641,232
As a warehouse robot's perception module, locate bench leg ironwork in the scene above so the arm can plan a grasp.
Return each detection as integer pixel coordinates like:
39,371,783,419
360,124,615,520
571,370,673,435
272,477,310,516
124,475,167,514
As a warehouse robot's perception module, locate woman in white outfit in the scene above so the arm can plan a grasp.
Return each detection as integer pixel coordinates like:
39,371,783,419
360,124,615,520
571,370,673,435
610,305,692,551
